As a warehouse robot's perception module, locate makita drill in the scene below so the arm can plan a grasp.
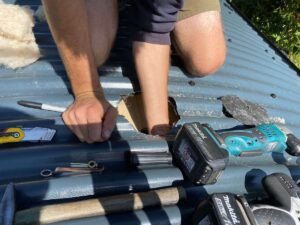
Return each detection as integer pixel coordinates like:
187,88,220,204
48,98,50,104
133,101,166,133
218,123,300,157
172,123,300,184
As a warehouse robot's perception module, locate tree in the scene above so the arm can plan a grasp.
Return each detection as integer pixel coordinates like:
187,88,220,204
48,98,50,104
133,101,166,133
232,0,300,68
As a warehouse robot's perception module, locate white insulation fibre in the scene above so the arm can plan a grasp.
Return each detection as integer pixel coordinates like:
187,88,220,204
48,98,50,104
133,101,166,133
0,2,40,69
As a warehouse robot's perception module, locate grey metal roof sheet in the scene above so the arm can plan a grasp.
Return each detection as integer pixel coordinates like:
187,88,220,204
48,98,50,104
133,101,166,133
1,0,300,224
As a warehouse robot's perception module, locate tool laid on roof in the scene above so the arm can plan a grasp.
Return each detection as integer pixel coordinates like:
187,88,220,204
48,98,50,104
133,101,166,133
257,173,300,224
18,100,66,113
172,122,300,184
40,161,104,177
250,173,300,225
193,193,258,225
130,152,173,167
15,187,186,225
40,167,104,177
192,173,300,225
0,127,56,144
218,123,292,157
70,160,98,169
284,132,300,156
220,95,300,155
172,123,228,185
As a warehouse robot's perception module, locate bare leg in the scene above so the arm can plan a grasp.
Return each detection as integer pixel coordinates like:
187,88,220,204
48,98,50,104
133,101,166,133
86,0,118,67
133,42,170,136
172,11,226,76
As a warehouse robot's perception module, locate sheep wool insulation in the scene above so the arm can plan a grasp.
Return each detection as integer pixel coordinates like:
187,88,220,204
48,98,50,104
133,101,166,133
0,2,40,69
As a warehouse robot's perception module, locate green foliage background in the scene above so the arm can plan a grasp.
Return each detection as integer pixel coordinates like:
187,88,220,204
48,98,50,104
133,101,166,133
231,0,300,69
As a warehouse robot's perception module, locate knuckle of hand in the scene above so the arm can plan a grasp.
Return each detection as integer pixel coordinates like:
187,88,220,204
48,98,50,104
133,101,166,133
69,111,77,123
74,108,86,120
62,113,72,125
87,105,101,116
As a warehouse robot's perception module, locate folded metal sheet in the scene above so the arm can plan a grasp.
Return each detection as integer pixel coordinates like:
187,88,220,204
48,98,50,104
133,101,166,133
0,0,300,224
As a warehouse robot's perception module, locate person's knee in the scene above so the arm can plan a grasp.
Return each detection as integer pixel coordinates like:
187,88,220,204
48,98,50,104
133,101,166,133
92,28,117,67
93,45,112,67
173,10,226,77
185,48,226,77
87,0,118,68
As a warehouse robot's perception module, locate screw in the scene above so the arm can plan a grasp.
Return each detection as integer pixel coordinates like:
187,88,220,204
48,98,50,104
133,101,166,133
188,80,195,86
270,93,277,98
228,38,232,42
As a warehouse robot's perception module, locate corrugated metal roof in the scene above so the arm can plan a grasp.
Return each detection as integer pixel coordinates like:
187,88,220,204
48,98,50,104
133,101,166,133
1,0,300,224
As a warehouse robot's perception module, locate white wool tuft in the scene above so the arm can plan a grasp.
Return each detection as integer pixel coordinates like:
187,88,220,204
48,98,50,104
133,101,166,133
0,36,40,69
0,4,34,41
0,2,40,69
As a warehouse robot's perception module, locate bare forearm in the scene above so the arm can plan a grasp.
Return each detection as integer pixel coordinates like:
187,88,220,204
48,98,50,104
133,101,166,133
42,0,103,96
133,42,170,135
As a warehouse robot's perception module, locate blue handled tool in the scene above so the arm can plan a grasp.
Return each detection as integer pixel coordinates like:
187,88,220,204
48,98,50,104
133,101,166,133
218,123,288,156
172,123,300,184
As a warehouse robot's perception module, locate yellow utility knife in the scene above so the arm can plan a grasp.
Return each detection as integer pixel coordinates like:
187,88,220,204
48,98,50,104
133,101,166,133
0,127,56,144
0,128,24,144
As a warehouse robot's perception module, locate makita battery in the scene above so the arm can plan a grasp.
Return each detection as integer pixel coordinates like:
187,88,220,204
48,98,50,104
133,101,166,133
193,193,256,225
172,123,228,184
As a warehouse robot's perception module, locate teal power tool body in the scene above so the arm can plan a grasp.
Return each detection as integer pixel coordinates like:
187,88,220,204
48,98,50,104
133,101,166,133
218,123,287,156
172,123,300,184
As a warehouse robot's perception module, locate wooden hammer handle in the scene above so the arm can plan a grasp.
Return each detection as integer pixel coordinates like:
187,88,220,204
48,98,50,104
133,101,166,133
15,187,186,225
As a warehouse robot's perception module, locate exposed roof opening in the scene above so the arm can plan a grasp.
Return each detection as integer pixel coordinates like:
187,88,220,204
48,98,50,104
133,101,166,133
117,93,180,134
